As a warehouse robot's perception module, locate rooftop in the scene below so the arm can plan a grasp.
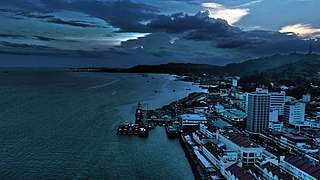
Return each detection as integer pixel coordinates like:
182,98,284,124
226,163,256,180
284,155,320,179
180,114,207,121
204,142,224,158
282,134,308,142
228,134,261,148
261,162,292,180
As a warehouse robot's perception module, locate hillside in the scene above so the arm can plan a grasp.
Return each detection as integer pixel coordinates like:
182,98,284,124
119,53,320,76
240,59,320,86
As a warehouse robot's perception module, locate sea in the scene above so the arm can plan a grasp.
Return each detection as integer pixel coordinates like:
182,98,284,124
0,69,206,179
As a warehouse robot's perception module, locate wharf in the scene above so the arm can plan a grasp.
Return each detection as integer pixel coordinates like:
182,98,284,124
180,135,220,180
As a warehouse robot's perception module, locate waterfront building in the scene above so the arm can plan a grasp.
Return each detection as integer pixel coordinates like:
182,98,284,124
246,90,271,133
217,108,246,122
283,102,305,125
199,123,218,139
216,131,264,167
202,142,238,174
179,114,208,129
223,163,256,180
255,162,293,180
279,155,320,180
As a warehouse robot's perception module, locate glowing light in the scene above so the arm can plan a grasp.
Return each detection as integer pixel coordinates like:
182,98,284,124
202,2,249,25
280,24,320,38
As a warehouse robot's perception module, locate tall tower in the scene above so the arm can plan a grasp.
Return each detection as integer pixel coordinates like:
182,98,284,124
246,92,271,133
135,101,143,125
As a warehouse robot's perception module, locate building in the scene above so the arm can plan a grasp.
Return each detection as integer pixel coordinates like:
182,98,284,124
216,131,264,167
280,134,308,148
268,121,284,132
283,102,305,125
270,91,285,115
224,163,256,180
199,123,218,139
279,155,320,180
202,142,238,172
180,114,207,129
218,109,246,122
269,110,279,122
302,93,311,103
255,162,293,180
232,78,238,87
246,90,271,133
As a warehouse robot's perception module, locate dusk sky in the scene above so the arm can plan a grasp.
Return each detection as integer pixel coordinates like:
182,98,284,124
0,0,319,67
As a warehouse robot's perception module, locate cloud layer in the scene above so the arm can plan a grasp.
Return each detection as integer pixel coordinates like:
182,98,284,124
0,0,319,67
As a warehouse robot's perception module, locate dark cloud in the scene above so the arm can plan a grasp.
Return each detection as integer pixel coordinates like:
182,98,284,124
40,0,159,32
147,11,240,36
0,34,25,38
47,18,103,28
146,11,243,41
1,41,48,49
33,36,56,41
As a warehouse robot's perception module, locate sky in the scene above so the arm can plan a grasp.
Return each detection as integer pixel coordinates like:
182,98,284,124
0,0,319,67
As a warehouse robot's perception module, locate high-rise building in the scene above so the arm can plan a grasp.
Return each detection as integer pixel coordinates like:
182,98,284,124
246,91,271,133
283,102,305,125
270,91,286,115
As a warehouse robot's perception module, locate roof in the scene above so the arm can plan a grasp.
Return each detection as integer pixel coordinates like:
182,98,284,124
212,118,232,129
194,150,214,168
261,162,292,180
180,114,207,121
282,134,308,142
207,122,219,133
228,135,260,148
226,163,256,180
284,155,320,179
204,142,223,158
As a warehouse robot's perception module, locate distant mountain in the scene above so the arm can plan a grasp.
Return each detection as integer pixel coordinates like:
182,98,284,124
126,63,220,75
223,53,320,76
240,59,320,86
121,53,320,76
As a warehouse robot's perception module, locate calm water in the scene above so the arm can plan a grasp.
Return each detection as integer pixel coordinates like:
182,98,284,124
0,69,205,179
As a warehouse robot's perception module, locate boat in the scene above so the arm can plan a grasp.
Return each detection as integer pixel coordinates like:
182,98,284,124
154,90,158,93
138,128,149,137
134,124,139,135
166,125,179,138
117,124,124,135
128,123,134,135
123,123,129,135
186,88,191,91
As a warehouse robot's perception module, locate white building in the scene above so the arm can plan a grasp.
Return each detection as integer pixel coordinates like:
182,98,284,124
216,131,264,167
202,142,238,172
199,123,218,139
269,110,279,122
246,90,271,133
268,121,284,132
180,114,207,129
270,91,285,115
283,102,305,125
232,79,238,87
